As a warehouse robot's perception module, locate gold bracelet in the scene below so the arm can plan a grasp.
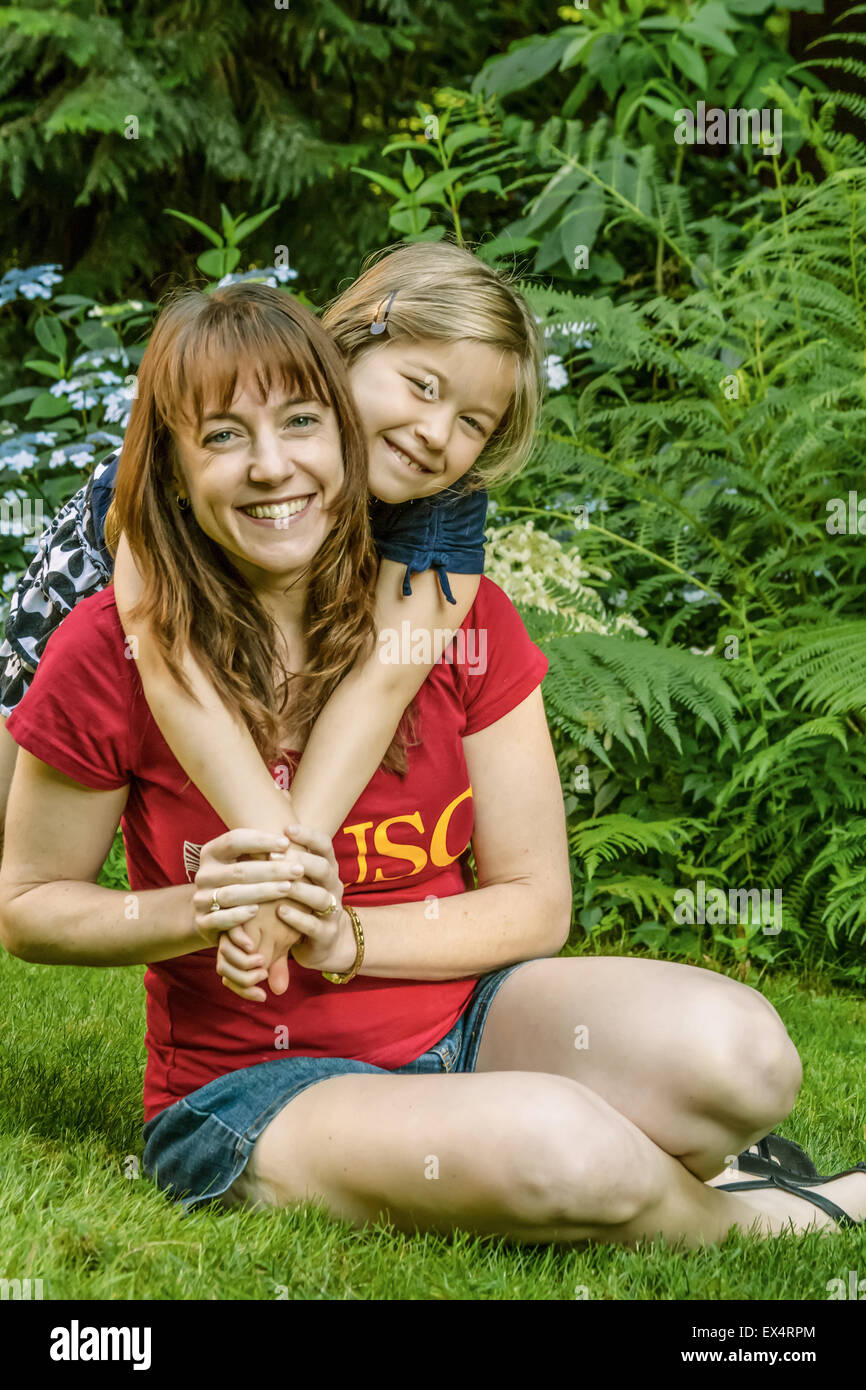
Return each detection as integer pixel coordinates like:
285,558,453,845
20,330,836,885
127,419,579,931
321,904,365,984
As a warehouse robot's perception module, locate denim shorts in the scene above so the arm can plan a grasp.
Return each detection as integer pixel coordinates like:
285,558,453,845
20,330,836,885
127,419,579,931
142,961,528,1213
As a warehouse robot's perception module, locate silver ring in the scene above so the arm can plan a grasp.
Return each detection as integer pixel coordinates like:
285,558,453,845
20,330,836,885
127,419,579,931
314,892,339,918
208,889,222,914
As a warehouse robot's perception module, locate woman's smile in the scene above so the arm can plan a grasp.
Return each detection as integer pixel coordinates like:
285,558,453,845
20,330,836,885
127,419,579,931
237,493,316,527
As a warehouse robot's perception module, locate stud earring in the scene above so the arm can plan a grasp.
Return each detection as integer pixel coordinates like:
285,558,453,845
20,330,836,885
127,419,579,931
175,493,191,510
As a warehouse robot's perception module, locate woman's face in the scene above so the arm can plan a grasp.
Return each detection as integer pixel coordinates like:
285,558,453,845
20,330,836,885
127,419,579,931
170,379,345,593
348,338,516,506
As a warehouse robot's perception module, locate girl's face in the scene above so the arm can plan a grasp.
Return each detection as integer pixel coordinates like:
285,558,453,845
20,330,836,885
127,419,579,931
170,378,345,593
348,338,516,505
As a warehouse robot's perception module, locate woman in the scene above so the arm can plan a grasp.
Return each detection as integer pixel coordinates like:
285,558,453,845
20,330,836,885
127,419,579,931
0,284,862,1246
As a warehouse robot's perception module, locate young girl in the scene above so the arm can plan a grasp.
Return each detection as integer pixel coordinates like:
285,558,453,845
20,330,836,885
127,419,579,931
96,242,544,993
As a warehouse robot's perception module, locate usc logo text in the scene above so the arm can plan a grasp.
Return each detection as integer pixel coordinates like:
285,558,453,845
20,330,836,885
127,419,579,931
340,787,472,886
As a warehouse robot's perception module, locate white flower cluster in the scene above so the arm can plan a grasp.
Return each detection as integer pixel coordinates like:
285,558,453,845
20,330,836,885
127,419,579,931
484,520,647,637
534,316,596,393
543,319,595,349
216,266,298,290
543,354,568,391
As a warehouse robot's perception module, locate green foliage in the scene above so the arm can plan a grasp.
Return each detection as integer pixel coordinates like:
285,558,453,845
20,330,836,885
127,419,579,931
163,204,281,281
487,36,866,981
471,0,826,286
540,630,741,765
350,90,536,246
0,0,556,303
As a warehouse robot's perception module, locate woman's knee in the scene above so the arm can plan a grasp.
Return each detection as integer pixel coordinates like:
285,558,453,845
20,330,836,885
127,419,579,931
686,982,802,1130
504,1075,666,1229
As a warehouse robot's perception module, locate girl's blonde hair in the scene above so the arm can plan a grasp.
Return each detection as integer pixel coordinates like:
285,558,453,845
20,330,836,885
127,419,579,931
320,239,543,490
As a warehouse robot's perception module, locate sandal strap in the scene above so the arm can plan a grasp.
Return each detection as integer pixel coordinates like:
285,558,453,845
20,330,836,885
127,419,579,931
772,1174,859,1229
717,1173,860,1229
739,1133,819,1178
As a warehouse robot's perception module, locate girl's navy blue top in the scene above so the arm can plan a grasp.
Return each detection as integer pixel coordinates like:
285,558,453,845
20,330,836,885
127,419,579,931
91,453,488,606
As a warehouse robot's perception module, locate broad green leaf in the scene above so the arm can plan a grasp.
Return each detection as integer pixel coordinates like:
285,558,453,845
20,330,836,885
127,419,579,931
561,34,593,68
349,166,408,200
474,233,539,265
402,150,424,191
443,124,491,156
389,207,432,234
682,3,738,57
0,388,40,406
231,205,281,245
669,37,708,88
51,295,94,308
560,195,606,270
381,139,435,159
34,316,66,359
196,247,241,278
220,203,236,240
472,31,574,100
24,359,64,379
164,209,224,248
25,392,72,420
457,175,505,197
414,166,472,200
407,225,447,242
639,16,684,29
75,321,121,351
640,94,683,121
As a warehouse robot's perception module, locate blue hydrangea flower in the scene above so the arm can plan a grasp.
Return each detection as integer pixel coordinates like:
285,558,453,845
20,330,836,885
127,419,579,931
1,449,37,474
102,391,132,426
0,264,63,307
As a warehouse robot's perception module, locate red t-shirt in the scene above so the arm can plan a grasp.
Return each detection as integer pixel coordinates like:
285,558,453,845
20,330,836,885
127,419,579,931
6,577,548,1121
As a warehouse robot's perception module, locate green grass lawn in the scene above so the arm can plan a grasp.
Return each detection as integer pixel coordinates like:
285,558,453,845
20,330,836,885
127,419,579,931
1,908,865,1299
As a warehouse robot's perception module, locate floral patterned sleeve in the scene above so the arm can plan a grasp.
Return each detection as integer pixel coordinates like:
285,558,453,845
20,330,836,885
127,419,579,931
0,450,119,717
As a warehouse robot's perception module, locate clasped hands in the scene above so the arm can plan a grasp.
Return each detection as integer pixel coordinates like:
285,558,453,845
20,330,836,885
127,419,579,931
192,823,357,1001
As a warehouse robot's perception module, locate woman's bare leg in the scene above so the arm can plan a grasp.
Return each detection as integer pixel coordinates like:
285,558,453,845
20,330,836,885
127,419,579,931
474,957,802,1182
0,715,21,860
221,1069,865,1248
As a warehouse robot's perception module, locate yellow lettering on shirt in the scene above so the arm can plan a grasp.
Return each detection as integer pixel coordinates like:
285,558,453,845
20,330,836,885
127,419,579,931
373,812,428,881
430,787,473,867
342,820,374,886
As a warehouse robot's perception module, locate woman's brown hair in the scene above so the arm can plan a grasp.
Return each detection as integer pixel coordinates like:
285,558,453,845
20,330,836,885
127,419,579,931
103,282,385,769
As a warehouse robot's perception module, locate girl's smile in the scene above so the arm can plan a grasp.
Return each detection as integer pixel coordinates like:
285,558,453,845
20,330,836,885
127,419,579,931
349,338,516,505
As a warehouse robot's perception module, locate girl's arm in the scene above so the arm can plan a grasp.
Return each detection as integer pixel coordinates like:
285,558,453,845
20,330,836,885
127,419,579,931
113,529,302,974
288,559,479,830
113,530,292,840
114,534,479,839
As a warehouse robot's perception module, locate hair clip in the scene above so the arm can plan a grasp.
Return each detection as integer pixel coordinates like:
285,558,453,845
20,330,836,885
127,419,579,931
369,289,398,335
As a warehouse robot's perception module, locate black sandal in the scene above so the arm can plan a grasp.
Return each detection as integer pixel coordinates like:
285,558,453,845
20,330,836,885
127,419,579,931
716,1162,866,1230
734,1132,819,1180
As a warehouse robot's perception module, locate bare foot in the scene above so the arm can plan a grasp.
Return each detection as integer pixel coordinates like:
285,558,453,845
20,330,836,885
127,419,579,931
725,1171,866,1237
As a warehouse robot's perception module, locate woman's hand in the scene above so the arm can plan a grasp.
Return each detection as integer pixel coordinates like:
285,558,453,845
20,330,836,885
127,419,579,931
192,827,305,945
218,824,358,990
